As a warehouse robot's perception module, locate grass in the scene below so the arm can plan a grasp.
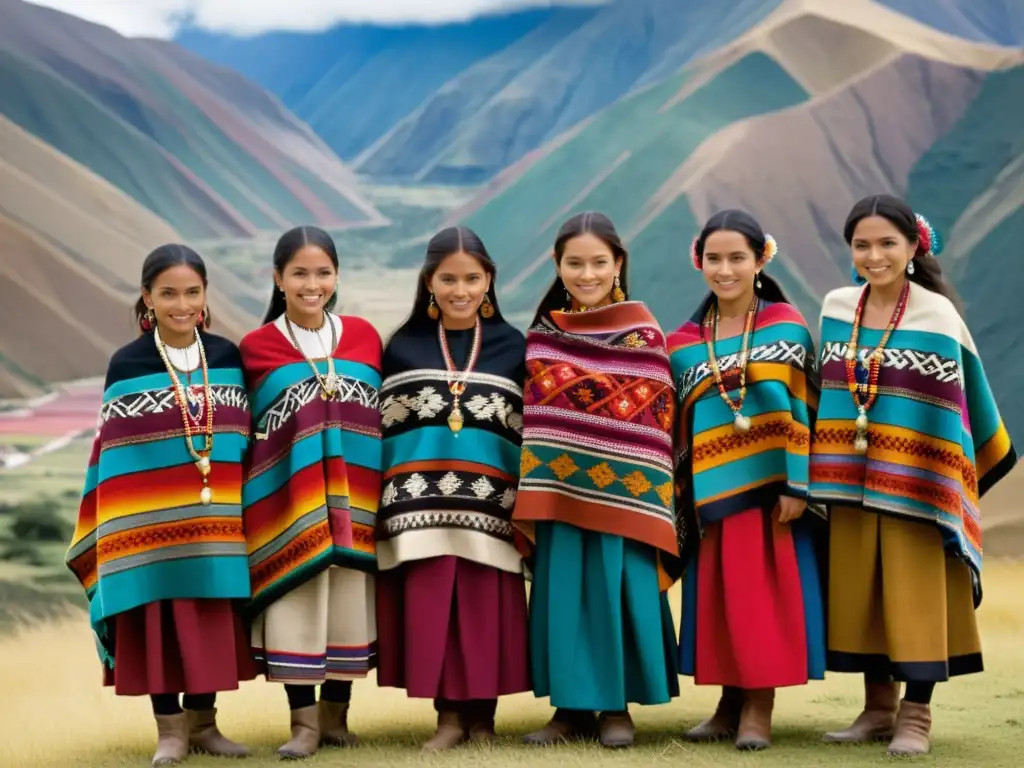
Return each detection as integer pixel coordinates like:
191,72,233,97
2,560,1022,768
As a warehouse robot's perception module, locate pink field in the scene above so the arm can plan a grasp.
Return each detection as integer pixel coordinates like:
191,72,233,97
0,382,101,437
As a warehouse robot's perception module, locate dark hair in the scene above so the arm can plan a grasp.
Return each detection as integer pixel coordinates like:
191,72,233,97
530,212,629,326
843,194,961,308
694,209,790,305
134,244,211,334
389,226,502,340
262,226,340,325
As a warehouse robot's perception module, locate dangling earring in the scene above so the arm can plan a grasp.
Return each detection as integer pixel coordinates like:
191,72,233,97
907,260,915,275
427,293,440,320
141,308,155,332
198,304,209,328
756,274,762,290
611,275,625,303
479,294,494,319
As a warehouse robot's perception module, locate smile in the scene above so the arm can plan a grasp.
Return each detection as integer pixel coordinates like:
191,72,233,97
867,266,889,274
300,294,322,302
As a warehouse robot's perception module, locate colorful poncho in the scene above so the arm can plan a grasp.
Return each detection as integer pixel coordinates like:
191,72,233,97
240,315,383,617
377,319,527,573
669,298,820,556
512,301,680,586
810,285,1018,604
66,332,252,666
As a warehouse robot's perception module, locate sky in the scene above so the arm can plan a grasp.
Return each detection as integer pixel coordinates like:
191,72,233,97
28,0,610,37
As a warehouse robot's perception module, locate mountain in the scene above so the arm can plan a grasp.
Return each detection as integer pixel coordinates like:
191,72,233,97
0,0,383,239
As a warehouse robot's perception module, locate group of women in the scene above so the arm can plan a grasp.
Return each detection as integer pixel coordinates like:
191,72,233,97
66,193,1017,766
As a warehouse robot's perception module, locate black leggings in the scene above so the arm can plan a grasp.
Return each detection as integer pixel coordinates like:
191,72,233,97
284,680,352,710
866,672,936,705
150,693,216,716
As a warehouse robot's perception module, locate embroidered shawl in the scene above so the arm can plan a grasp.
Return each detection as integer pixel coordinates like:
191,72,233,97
240,314,383,617
512,301,680,587
377,320,527,573
66,332,252,667
810,285,1017,605
669,298,821,556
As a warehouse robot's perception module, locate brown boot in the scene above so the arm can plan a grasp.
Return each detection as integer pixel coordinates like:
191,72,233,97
186,708,250,757
683,686,743,742
523,709,598,745
318,701,357,747
822,680,899,743
278,705,319,760
422,709,466,751
598,710,634,749
152,713,189,766
735,688,774,751
887,700,931,756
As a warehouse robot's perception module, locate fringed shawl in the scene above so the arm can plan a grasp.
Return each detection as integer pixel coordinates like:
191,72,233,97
810,285,1018,606
669,297,821,557
377,320,527,573
66,332,252,667
240,315,383,617
512,301,680,588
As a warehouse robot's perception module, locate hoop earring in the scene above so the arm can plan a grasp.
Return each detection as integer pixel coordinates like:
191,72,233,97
427,293,440,320
479,294,494,319
611,275,625,303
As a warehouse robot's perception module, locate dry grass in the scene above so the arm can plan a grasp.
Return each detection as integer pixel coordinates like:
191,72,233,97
1,562,1022,768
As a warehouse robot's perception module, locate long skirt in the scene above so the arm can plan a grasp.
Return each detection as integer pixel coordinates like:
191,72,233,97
530,520,679,711
376,555,531,699
827,506,982,681
250,565,377,684
678,507,826,688
103,598,256,695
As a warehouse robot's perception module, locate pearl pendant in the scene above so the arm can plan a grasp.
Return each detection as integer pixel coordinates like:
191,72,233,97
200,486,213,505
196,456,211,476
855,412,869,431
733,413,752,434
854,434,869,455
447,407,464,435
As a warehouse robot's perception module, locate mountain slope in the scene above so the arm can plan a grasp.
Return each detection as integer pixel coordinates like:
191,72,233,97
0,0,382,239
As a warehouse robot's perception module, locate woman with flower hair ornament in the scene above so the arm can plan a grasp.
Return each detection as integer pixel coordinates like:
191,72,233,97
667,210,827,751
810,194,1017,757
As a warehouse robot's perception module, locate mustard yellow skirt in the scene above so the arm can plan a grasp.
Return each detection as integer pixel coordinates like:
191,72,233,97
826,506,982,681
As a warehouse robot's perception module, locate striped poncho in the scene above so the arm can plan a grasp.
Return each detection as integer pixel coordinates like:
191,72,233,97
810,285,1018,604
512,301,680,587
66,332,252,666
377,320,526,573
669,298,820,556
240,316,383,617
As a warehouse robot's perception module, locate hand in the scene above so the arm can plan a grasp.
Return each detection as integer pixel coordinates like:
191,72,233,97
776,495,806,524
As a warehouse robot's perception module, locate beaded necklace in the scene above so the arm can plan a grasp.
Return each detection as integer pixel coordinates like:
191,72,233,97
438,317,482,435
154,327,215,505
844,280,910,454
702,294,759,434
284,312,339,400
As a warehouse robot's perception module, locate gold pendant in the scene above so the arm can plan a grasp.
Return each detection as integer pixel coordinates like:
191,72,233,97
447,406,464,434
196,456,211,476
200,485,213,505
733,413,751,434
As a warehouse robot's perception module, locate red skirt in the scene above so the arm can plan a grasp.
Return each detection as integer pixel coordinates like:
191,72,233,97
694,508,808,688
102,599,258,696
376,555,531,700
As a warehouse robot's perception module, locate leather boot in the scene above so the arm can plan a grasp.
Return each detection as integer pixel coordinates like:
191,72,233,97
278,705,319,760
735,688,774,751
152,713,189,767
683,686,743,742
186,708,250,757
887,700,932,756
318,701,357,747
822,680,899,743
523,709,599,745
598,710,634,749
422,709,466,751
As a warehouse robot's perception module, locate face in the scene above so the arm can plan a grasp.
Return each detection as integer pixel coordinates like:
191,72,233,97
275,245,338,320
143,264,206,338
556,232,620,307
701,230,759,302
850,215,915,289
428,251,492,325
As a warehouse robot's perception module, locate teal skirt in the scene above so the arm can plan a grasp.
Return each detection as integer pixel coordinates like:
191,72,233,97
529,521,679,711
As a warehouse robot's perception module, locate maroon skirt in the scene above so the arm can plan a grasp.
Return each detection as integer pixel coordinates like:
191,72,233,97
376,555,531,700
102,598,257,696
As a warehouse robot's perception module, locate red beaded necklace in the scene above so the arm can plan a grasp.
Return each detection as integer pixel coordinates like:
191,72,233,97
702,294,759,434
844,280,910,454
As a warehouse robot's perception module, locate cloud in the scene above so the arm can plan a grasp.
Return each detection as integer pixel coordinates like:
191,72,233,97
27,0,610,38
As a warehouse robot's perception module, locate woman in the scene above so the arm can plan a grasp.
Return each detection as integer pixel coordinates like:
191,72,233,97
240,226,383,759
668,210,826,751
375,226,531,750
811,194,1017,756
66,245,254,766
512,211,680,749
